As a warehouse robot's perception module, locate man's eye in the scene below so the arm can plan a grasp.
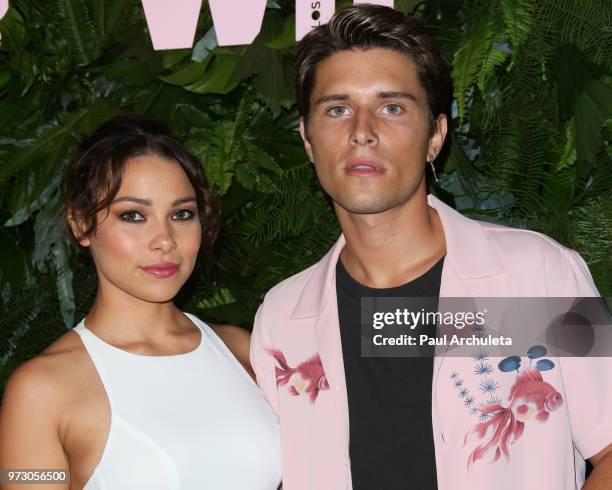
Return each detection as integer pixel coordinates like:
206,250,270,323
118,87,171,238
119,210,145,222
327,106,348,117
172,209,196,221
382,104,404,115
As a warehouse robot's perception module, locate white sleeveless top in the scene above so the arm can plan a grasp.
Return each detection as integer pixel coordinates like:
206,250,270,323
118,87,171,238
73,313,281,489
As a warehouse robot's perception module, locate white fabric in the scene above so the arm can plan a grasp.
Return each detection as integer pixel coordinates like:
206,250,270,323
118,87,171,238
73,313,281,490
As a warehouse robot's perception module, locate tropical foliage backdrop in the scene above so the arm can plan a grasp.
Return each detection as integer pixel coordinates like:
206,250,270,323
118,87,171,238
1,0,611,389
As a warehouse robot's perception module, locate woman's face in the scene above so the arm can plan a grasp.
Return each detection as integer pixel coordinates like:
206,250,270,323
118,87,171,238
77,154,202,304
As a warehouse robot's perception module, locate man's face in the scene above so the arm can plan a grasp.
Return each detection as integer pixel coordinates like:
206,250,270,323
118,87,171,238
300,48,447,215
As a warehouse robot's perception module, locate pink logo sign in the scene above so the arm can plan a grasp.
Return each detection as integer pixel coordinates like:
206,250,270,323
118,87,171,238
141,0,202,50
141,0,396,50
296,0,335,41
0,0,9,21
354,0,393,6
209,0,267,46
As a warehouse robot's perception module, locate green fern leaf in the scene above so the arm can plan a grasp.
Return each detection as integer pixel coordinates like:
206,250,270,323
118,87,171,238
188,124,236,195
241,141,283,176
501,0,533,51
477,45,508,93
93,0,128,42
452,22,494,122
176,104,213,129
557,118,577,171
235,161,279,194
56,0,98,65
574,79,612,165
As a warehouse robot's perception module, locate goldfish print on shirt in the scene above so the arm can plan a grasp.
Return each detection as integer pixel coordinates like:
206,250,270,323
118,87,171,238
462,345,564,467
266,349,330,403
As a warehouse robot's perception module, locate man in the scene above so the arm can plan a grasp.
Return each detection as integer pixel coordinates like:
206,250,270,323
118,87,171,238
251,4,612,489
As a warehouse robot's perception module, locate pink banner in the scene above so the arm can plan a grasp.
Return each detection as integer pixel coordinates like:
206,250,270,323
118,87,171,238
209,0,267,46
140,0,202,50
140,1,398,50
354,0,394,6
0,0,8,20
295,0,335,41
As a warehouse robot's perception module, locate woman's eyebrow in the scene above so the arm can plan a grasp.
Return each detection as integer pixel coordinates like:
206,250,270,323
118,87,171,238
172,197,197,206
111,196,196,206
112,196,152,205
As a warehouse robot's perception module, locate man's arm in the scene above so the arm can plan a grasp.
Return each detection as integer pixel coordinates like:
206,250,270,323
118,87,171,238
558,251,612,489
584,444,612,489
250,303,279,415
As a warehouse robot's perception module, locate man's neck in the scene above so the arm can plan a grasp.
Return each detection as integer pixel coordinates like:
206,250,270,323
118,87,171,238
336,191,446,289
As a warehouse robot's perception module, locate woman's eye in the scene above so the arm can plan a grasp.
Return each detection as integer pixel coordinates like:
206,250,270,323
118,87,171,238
119,210,145,222
327,106,348,117
382,103,404,115
172,209,196,221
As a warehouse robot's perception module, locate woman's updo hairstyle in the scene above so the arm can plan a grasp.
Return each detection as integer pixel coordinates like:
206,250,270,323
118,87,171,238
61,115,220,258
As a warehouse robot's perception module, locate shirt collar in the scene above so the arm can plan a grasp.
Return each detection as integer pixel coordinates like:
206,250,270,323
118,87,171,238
291,194,505,319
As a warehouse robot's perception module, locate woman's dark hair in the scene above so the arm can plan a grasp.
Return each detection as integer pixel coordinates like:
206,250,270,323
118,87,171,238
61,115,220,258
295,4,451,135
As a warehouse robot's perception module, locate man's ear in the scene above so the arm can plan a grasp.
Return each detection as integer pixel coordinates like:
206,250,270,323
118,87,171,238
427,114,448,162
67,211,92,247
299,117,314,163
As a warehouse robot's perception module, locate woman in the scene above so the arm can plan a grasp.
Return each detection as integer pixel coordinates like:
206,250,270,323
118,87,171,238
0,116,282,489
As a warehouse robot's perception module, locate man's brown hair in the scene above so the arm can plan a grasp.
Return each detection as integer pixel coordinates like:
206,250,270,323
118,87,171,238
295,4,451,135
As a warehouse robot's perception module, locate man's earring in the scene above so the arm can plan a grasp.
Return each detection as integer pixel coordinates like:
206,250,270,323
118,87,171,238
428,159,438,182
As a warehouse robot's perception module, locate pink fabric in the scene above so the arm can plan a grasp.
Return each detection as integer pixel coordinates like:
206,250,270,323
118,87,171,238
251,195,610,490
0,1,8,21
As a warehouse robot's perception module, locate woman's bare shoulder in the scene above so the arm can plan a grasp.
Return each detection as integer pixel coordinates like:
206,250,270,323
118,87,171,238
0,330,94,470
3,330,90,409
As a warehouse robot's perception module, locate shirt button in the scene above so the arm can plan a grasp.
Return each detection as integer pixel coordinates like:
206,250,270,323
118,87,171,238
335,386,340,390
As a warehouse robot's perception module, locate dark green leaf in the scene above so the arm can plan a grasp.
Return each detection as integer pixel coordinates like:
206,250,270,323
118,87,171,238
185,55,241,94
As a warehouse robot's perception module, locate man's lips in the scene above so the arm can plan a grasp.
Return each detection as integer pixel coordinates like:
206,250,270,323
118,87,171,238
140,262,179,278
344,159,384,176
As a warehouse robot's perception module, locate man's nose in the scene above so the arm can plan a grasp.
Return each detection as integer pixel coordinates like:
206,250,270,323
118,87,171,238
349,109,378,147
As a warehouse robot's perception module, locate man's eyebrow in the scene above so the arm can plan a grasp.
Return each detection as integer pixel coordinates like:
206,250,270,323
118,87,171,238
314,91,418,106
314,94,349,105
111,196,196,206
377,91,417,102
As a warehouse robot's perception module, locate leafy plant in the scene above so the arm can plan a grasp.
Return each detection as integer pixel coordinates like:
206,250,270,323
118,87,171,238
0,0,610,391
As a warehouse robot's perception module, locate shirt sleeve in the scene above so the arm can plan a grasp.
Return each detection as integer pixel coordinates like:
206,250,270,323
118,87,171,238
251,302,279,415
557,249,612,460
560,249,599,297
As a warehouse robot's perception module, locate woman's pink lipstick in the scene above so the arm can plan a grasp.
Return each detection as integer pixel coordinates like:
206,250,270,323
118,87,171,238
141,262,179,278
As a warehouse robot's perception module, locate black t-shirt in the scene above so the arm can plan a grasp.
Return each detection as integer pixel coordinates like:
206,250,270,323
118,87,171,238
336,256,444,490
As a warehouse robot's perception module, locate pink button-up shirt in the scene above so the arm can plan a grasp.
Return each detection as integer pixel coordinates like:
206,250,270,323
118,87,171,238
251,195,611,489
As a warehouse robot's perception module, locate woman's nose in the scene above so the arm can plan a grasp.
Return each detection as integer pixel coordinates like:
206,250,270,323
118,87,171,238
149,222,177,253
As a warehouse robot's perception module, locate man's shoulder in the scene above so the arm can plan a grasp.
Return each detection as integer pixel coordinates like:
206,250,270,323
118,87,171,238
478,219,572,258
471,218,597,295
263,261,320,305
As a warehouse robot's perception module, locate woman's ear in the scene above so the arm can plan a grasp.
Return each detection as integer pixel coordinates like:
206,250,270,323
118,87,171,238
67,211,91,247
